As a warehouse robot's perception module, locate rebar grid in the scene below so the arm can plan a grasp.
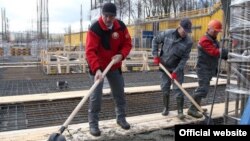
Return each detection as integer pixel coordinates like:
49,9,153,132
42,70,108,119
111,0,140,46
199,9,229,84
0,68,197,96
0,86,228,132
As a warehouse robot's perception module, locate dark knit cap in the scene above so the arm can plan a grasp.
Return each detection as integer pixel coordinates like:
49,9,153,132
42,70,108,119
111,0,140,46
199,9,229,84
102,3,116,16
180,18,192,33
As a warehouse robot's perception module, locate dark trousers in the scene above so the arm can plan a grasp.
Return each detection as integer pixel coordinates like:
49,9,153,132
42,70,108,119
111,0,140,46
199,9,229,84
160,70,184,98
88,69,126,128
194,68,213,98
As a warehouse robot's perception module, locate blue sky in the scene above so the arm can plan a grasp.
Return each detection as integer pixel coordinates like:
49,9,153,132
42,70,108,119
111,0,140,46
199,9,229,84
0,0,91,33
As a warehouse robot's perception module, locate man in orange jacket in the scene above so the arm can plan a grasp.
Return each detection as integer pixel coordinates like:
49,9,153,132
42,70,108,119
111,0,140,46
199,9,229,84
86,3,132,136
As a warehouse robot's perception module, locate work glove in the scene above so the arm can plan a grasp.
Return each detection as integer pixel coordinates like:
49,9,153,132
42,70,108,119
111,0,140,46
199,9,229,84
94,69,103,82
112,54,123,64
232,39,238,48
153,57,160,65
220,48,228,60
171,72,177,80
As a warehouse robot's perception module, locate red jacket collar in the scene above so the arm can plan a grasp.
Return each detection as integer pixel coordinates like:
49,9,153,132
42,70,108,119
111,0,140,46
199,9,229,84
98,16,121,31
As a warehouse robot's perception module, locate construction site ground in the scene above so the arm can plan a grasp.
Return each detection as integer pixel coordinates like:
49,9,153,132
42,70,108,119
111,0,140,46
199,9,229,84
0,57,232,141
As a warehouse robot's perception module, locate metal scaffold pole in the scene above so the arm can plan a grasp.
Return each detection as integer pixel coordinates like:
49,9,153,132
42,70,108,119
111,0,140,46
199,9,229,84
225,0,250,125
37,0,49,54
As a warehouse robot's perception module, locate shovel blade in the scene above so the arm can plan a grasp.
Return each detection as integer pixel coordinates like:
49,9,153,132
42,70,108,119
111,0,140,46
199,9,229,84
48,133,66,141
197,114,214,125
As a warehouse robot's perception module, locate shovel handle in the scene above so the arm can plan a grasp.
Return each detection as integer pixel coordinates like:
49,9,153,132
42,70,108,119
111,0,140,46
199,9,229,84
159,63,204,113
60,59,116,132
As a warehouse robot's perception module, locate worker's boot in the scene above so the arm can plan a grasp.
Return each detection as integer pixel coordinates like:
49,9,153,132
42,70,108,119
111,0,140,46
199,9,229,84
187,96,203,118
162,94,169,116
176,97,185,120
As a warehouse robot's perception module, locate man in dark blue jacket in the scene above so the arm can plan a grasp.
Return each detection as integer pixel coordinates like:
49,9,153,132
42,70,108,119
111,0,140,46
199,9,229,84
152,18,193,119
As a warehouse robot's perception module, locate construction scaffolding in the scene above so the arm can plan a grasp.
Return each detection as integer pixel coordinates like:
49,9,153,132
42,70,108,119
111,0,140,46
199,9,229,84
37,0,49,40
1,8,10,57
224,0,250,124
36,0,49,56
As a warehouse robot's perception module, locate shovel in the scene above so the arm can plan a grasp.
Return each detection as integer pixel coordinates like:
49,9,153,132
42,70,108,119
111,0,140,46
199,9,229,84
159,63,210,121
48,59,116,141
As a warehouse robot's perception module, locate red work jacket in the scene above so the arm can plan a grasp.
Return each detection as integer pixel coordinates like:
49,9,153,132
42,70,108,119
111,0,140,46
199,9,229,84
86,17,132,74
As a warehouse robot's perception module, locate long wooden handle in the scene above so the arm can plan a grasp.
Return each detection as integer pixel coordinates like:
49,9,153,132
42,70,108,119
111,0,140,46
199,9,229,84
62,59,116,128
159,63,204,113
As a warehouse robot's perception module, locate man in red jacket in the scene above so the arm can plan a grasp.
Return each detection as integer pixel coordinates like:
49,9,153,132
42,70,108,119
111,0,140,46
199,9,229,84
86,2,132,136
187,19,228,118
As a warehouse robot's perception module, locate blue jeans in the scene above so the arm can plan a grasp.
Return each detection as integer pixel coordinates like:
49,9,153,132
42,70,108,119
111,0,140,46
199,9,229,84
88,69,126,128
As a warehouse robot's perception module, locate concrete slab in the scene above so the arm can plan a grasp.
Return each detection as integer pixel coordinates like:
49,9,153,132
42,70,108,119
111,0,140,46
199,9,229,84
0,101,234,141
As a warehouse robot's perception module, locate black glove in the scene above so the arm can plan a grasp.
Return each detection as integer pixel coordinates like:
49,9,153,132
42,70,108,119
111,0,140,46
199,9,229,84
220,48,228,60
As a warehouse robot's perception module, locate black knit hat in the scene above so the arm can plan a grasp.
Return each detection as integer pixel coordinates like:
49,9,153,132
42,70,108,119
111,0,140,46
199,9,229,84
102,3,116,16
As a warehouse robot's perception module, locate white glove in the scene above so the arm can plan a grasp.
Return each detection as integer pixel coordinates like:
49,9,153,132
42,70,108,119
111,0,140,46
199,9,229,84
94,69,103,82
112,54,123,64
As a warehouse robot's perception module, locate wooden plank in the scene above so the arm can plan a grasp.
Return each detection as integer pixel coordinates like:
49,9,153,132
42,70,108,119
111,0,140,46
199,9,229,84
0,62,39,65
123,50,150,71
0,65,38,68
42,50,85,74
0,102,235,141
0,79,227,104
57,57,61,74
